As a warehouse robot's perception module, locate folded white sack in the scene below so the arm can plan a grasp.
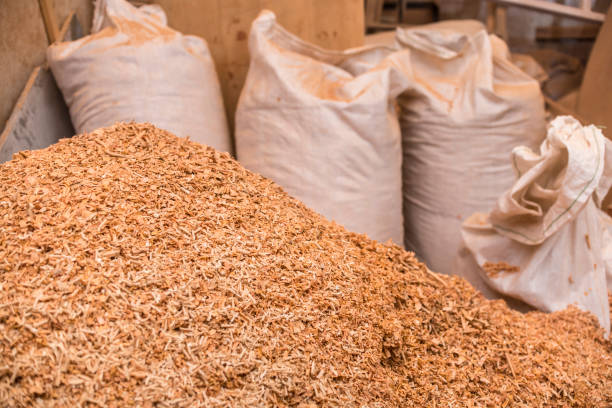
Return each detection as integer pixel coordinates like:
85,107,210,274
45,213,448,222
458,116,612,335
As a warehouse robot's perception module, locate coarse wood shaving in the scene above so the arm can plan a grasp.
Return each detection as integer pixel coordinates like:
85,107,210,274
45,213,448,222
0,123,610,407
482,261,520,278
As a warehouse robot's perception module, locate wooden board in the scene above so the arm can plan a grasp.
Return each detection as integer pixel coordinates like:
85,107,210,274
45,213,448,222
0,0,93,136
576,6,612,137
535,24,600,40
0,13,83,163
0,67,73,163
38,0,60,43
58,8,84,41
51,0,94,34
140,0,364,130
491,0,605,23
0,0,49,136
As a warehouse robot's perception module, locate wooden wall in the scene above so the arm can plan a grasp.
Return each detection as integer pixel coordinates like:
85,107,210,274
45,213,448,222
0,0,93,134
576,5,612,135
0,0,363,134
141,0,365,129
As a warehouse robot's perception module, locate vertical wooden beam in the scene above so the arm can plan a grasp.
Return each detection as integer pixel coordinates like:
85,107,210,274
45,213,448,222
580,0,592,11
495,5,509,42
576,5,612,136
486,2,497,33
38,0,60,44
366,0,384,29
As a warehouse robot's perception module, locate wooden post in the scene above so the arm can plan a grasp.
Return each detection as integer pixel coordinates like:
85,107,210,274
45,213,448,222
576,5,612,136
486,2,497,33
495,6,508,42
581,0,592,11
38,0,60,44
366,0,384,29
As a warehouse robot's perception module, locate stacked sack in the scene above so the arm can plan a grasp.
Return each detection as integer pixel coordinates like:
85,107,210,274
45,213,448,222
395,20,547,277
235,15,548,274
236,11,410,246
48,0,231,153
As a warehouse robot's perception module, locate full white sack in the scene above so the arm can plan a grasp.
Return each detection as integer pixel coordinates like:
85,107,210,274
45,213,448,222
395,21,546,276
47,0,231,153
458,116,612,335
236,11,409,246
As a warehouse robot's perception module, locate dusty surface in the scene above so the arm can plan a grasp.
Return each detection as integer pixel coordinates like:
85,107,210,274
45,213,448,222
0,123,610,407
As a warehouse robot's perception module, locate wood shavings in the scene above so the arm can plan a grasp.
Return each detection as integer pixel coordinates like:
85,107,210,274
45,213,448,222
0,123,610,407
585,234,592,250
482,261,520,278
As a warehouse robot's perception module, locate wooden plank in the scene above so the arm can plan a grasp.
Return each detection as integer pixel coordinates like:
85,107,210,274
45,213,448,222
0,13,83,163
486,2,496,32
38,0,60,43
490,0,605,23
535,24,600,40
140,0,364,131
0,67,73,163
52,0,94,35
0,0,49,135
576,6,612,137
581,0,592,11
58,10,84,41
495,5,508,42
366,0,384,27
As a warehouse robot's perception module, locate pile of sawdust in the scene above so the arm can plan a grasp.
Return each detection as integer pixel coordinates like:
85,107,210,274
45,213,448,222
1,123,610,407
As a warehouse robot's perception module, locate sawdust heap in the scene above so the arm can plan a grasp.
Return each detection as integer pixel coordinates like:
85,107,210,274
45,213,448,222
1,123,610,407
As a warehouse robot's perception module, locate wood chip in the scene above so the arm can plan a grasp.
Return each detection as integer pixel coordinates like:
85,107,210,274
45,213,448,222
0,123,610,407
482,261,520,278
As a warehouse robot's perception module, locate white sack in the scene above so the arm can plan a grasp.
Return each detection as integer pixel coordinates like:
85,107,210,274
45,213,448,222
47,0,231,153
236,11,409,246
395,20,546,275
458,116,612,335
